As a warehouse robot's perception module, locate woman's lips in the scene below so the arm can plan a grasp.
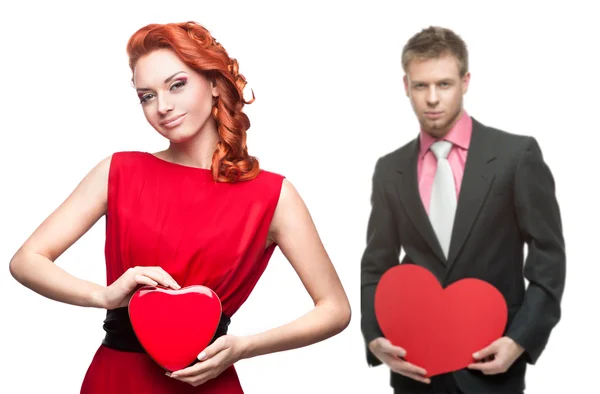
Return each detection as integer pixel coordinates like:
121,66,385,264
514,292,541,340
160,113,186,128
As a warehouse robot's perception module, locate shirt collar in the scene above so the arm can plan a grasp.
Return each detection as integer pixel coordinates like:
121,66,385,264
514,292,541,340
419,110,473,160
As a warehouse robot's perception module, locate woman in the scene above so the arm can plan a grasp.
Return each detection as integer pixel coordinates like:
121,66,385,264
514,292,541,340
9,21,351,393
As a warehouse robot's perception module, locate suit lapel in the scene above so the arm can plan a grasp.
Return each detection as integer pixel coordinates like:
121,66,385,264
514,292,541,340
394,140,447,265
446,118,497,268
393,117,497,270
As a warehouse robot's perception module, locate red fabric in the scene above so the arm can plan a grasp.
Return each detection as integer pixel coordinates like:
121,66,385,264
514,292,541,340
81,151,285,393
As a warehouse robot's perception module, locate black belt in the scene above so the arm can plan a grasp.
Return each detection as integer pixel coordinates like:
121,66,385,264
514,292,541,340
101,307,231,353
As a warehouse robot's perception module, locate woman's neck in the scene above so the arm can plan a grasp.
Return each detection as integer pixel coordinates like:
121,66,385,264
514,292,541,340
163,120,220,170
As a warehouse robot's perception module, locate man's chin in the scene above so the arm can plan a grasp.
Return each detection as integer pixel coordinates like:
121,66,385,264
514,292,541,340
420,120,449,138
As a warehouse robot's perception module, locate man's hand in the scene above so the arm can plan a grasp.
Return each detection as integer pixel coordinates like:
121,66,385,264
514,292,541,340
468,336,525,375
369,337,430,384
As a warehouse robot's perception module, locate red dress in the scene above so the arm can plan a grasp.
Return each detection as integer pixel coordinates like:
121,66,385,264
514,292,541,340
80,151,285,393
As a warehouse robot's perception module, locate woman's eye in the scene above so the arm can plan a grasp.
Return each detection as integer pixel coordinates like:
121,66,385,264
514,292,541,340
140,94,154,104
170,81,186,90
138,81,184,104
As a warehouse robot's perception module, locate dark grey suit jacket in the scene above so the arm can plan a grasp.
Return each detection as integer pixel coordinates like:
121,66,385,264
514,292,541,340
360,117,566,393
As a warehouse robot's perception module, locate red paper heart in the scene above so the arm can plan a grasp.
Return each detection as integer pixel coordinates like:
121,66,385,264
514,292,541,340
128,285,222,372
374,264,508,377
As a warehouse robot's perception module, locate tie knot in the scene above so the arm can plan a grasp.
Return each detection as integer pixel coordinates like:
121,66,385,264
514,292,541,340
430,140,452,159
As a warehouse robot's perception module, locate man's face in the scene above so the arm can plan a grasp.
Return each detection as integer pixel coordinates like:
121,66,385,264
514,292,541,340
403,54,470,138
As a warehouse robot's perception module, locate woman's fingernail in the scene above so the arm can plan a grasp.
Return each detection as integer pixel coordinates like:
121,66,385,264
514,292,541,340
198,351,206,361
165,372,171,377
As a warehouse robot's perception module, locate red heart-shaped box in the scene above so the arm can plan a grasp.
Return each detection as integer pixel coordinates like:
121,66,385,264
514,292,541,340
128,285,222,372
374,264,508,377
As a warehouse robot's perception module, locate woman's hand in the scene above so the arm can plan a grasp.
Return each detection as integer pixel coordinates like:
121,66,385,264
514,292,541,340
167,335,248,387
98,266,181,309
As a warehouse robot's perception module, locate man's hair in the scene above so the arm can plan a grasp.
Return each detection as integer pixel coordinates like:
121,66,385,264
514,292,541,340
402,26,469,77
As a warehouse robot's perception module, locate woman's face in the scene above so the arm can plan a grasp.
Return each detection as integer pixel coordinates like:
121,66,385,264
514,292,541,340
133,49,219,143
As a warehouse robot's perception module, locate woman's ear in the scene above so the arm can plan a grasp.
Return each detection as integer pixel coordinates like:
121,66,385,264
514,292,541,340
211,79,219,98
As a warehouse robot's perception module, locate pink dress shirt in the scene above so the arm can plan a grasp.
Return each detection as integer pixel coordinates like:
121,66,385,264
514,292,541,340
417,110,473,214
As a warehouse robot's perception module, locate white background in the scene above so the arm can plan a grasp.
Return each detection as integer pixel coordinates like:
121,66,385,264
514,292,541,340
1,1,598,393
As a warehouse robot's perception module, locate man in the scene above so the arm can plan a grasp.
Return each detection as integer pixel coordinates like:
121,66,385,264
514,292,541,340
360,26,565,394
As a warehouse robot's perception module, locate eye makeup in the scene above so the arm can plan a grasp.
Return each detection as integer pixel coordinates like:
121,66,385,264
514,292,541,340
137,76,188,104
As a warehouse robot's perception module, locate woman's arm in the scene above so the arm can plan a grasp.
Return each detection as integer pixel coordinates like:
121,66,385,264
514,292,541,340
168,178,352,385
240,179,351,359
10,154,205,311
8,155,113,308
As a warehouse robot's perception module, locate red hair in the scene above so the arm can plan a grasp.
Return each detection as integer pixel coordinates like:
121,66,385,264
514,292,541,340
126,21,260,183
